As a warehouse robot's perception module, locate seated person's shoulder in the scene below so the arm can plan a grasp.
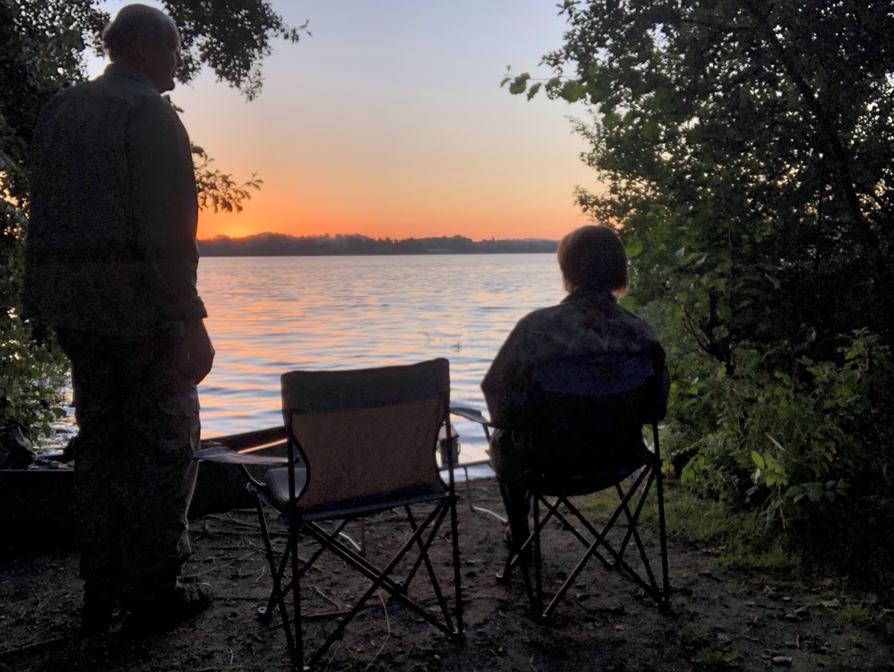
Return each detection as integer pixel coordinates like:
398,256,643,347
511,304,565,334
614,304,660,343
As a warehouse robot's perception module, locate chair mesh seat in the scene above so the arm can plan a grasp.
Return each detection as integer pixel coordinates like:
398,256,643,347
263,466,444,519
537,464,642,497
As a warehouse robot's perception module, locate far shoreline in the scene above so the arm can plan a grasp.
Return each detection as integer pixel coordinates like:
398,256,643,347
197,233,559,257
198,249,557,257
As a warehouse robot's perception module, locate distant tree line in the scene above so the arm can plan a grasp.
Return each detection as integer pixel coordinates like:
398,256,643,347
198,233,558,256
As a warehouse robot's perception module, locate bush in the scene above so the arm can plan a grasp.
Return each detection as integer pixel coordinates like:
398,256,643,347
0,306,66,437
0,205,67,436
674,329,894,582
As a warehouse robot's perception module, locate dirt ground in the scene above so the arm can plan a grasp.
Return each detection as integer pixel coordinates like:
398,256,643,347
1,478,892,672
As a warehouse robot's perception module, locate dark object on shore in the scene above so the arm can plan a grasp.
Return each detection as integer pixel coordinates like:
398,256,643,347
0,424,35,469
0,427,288,554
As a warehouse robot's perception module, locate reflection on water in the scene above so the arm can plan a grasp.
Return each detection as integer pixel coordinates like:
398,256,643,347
199,254,562,463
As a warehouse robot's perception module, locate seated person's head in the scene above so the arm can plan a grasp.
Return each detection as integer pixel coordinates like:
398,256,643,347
557,225,628,294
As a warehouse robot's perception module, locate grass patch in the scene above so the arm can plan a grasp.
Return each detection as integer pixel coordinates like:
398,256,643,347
810,594,894,634
677,626,711,649
692,648,740,670
573,480,798,576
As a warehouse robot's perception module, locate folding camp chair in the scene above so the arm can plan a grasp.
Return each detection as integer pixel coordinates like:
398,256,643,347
455,351,670,620
208,359,463,671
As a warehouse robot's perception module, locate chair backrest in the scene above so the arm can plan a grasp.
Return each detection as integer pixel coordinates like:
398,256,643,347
528,348,666,472
281,359,449,511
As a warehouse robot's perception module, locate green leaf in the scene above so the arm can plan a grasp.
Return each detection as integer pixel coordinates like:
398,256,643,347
544,77,563,95
560,79,588,102
508,73,531,95
625,236,644,258
602,111,621,129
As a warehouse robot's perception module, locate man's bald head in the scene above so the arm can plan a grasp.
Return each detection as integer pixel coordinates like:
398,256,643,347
101,4,182,93
102,4,176,61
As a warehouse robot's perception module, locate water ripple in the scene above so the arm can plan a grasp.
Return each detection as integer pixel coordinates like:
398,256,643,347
198,254,562,463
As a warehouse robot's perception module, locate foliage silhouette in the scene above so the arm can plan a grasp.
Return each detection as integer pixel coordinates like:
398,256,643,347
507,0,894,580
0,0,304,434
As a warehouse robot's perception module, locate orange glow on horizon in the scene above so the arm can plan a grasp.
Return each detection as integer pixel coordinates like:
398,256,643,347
198,211,589,242
197,185,593,242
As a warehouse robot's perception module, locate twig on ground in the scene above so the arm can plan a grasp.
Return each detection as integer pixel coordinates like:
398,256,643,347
314,586,345,611
198,527,256,538
365,592,392,671
198,545,259,552
188,550,258,577
0,636,70,660
204,513,261,530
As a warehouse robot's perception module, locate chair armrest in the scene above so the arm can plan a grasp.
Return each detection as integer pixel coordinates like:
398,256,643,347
449,405,493,427
201,425,287,451
194,442,288,465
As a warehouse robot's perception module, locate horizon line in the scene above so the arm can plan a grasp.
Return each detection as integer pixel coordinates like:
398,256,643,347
198,231,561,244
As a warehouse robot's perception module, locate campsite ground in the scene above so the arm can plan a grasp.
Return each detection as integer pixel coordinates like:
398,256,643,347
1,479,891,672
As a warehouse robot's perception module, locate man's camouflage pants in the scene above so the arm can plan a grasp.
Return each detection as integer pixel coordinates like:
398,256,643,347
58,328,199,602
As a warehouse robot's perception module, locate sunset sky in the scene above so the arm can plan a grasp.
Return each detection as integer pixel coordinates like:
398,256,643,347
89,1,598,241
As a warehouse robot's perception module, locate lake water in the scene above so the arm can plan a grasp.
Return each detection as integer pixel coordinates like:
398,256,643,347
199,254,564,464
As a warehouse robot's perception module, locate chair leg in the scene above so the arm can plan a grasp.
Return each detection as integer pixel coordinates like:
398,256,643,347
614,475,661,598
256,502,299,667
261,531,292,621
532,495,544,619
403,507,455,634
651,422,671,609
448,492,465,639
655,460,671,608
613,465,671,609
291,525,305,671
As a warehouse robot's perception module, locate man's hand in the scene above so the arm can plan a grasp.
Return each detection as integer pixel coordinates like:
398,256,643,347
182,318,215,384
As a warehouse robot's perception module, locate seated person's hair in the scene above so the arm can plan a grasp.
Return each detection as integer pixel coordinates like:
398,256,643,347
557,225,627,293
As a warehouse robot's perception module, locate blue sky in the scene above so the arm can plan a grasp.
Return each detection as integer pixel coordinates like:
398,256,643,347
90,1,597,240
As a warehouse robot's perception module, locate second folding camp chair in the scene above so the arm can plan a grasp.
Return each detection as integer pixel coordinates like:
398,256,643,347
213,358,464,671
454,348,670,620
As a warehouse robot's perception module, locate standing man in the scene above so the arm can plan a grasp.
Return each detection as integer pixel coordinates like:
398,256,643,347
24,4,214,631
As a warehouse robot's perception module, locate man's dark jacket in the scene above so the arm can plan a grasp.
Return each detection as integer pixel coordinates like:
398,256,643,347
24,63,206,336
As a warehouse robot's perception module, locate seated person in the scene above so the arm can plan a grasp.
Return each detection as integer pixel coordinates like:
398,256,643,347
481,225,668,550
